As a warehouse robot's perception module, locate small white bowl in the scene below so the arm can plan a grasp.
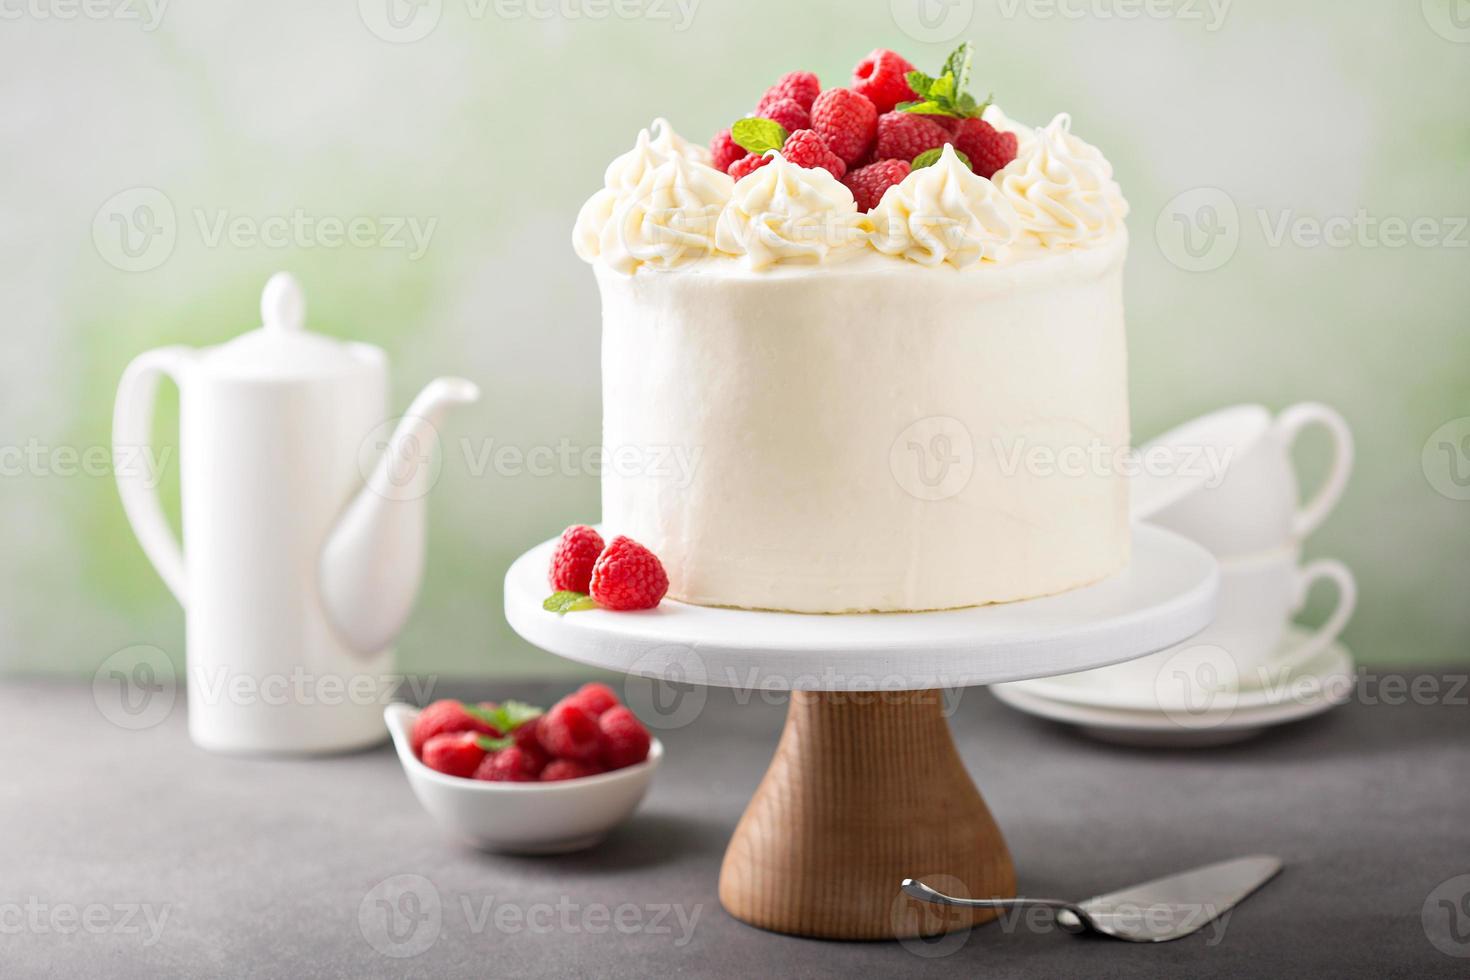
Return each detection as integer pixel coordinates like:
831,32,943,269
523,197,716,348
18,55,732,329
384,702,661,854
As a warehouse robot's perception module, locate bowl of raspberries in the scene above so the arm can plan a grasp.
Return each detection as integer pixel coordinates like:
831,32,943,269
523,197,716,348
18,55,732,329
385,682,660,853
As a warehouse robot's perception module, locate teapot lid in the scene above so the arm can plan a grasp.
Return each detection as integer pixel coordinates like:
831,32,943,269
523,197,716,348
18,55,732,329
197,273,383,380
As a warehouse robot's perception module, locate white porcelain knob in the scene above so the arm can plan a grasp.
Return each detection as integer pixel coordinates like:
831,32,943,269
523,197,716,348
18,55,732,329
261,272,305,332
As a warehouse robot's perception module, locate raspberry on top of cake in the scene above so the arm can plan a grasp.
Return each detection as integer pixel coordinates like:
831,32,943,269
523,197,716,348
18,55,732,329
573,42,1127,274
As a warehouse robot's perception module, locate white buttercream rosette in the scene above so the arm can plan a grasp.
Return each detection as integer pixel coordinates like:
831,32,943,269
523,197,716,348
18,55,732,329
990,113,1128,248
714,152,871,270
573,119,725,267
601,155,732,273
869,144,1020,268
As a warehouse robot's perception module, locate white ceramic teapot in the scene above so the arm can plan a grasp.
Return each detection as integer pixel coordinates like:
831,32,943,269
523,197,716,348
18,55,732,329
113,273,479,754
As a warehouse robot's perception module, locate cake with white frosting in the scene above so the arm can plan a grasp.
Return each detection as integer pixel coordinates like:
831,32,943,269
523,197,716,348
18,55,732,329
573,46,1130,613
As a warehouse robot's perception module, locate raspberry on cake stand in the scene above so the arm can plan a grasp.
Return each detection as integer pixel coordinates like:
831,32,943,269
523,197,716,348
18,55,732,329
504,524,1217,941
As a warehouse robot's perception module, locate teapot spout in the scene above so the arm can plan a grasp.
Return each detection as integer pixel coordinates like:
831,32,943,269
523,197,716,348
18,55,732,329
320,377,480,655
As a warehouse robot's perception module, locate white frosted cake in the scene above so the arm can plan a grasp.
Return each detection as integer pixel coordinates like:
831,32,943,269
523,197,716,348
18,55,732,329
573,49,1130,613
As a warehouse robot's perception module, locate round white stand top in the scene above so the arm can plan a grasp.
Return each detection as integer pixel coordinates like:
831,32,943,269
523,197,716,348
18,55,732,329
504,524,1217,691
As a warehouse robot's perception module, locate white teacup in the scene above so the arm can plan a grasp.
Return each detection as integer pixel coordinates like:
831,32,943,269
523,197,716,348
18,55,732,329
1078,544,1357,695
1132,403,1353,557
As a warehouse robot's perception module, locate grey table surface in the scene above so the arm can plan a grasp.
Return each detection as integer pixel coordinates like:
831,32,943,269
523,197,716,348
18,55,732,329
4,673,1468,979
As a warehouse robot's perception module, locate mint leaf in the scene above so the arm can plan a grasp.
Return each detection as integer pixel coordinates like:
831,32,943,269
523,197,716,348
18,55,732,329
731,117,788,155
898,100,953,116
544,590,598,614
905,70,936,97
462,702,500,726
929,72,956,103
899,42,988,119
942,41,973,94
494,700,545,732
476,734,515,752
912,147,972,170
466,699,545,736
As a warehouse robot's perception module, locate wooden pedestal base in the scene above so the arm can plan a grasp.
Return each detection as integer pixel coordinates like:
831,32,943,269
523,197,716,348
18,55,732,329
718,689,1016,940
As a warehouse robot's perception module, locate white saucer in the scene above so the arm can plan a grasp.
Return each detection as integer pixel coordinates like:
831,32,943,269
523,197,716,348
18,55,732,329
1007,625,1351,712
991,632,1355,748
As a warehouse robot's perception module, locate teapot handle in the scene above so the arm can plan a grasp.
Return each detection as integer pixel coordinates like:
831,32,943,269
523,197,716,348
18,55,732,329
113,347,192,607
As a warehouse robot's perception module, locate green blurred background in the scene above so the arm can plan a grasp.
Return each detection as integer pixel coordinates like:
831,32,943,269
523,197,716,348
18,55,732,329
2,0,1466,678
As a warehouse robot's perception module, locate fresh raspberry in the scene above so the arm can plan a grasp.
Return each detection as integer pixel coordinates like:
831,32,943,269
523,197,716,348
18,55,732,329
953,118,1019,179
548,524,605,594
852,49,917,114
509,714,549,766
589,536,669,611
537,699,604,761
474,746,541,782
509,715,539,750
810,88,878,165
779,129,846,179
567,681,620,718
876,111,952,162
709,128,747,175
410,699,499,756
844,159,911,211
598,706,652,770
932,116,963,135
421,731,487,779
761,70,821,112
755,97,810,137
728,153,772,180
540,759,606,782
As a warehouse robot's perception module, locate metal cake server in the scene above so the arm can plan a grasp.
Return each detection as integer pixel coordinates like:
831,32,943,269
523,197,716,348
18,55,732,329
901,855,1282,943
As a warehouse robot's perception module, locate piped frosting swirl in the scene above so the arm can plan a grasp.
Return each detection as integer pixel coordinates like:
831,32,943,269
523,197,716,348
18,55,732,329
714,153,871,270
598,155,733,273
574,119,725,263
990,113,1128,248
869,144,1020,268
575,111,1127,271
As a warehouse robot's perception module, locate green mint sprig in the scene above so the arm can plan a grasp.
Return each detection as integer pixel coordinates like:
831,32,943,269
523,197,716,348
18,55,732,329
476,734,516,752
912,147,972,170
544,590,598,614
730,117,788,154
465,699,544,734
898,41,992,120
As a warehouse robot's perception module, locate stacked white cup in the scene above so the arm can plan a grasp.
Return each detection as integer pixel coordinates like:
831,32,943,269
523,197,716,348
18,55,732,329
1119,403,1357,693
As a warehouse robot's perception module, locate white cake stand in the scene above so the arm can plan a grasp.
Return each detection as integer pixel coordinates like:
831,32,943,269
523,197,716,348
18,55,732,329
504,524,1217,940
